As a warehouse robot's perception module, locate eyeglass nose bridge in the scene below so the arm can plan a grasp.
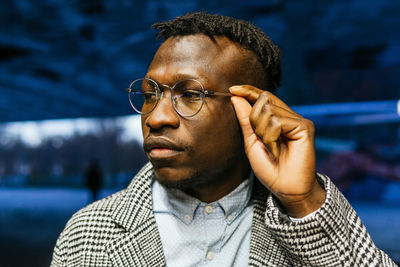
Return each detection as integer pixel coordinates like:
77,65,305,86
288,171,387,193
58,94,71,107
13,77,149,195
152,83,180,114
155,83,170,98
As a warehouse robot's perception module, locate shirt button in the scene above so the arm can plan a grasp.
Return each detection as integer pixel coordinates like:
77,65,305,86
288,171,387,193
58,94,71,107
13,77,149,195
204,205,213,215
206,250,214,260
227,214,233,222
184,214,191,223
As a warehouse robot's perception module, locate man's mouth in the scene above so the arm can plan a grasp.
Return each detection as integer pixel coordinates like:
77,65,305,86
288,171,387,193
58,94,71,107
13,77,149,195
143,137,184,160
148,148,182,158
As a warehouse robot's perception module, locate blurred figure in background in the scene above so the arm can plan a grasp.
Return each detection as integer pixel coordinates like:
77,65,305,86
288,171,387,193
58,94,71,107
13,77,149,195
85,159,103,202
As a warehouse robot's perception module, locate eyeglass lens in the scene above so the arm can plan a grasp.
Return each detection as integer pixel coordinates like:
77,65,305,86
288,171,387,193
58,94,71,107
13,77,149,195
128,78,205,117
128,78,158,114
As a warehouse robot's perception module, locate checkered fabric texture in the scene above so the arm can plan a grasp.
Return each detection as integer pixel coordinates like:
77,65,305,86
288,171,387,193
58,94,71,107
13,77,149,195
51,163,396,266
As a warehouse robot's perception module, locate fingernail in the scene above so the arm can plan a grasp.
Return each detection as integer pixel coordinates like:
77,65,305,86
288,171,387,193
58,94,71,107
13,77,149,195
229,86,239,93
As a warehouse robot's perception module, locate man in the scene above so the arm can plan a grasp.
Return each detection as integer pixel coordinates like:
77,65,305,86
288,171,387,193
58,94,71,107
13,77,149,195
51,12,396,266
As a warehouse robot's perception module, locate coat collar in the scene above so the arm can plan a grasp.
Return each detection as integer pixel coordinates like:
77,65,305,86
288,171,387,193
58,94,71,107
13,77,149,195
111,162,155,231
107,162,166,266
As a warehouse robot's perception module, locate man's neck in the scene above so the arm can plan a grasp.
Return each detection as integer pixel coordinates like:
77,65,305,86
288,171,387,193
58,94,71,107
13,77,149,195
183,162,251,203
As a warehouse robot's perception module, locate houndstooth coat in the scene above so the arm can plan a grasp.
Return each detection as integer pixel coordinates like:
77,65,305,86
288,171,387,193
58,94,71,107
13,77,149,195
51,163,396,266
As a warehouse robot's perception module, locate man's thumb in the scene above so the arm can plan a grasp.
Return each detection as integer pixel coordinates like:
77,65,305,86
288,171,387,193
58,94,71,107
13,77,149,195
230,96,254,138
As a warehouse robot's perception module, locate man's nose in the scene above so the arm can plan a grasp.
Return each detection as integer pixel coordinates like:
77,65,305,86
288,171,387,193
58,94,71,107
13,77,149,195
144,89,180,130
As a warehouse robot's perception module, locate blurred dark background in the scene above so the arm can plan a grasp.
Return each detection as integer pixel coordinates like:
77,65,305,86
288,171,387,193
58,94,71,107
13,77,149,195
0,0,399,266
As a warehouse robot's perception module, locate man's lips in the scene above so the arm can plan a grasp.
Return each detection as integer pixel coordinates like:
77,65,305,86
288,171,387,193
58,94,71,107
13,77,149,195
143,137,184,159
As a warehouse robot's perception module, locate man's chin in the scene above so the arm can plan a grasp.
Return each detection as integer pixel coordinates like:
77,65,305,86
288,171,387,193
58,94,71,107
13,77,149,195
153,167,209,190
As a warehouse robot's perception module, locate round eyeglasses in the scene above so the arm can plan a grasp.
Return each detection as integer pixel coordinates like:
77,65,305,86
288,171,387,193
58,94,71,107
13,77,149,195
126,78,232,117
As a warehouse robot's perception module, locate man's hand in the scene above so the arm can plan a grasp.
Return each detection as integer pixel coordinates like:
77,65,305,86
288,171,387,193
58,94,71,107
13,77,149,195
230,85,325,218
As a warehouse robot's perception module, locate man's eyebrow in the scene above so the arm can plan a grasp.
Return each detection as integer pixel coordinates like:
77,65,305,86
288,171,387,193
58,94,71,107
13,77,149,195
146,73,210,84
172,73,197,81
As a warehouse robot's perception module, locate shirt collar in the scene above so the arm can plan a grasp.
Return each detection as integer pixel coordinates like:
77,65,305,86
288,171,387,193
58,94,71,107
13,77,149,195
218,173,253,224
152,173,253,225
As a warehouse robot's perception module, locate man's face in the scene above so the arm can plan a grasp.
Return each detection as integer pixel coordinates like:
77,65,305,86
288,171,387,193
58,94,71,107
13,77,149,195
142,34,252,188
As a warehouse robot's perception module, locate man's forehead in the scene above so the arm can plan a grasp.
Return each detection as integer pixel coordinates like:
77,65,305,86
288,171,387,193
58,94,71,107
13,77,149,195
154,34,246,61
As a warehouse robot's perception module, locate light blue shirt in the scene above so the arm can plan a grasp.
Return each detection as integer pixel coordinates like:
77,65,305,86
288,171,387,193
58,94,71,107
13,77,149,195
152,175,254,266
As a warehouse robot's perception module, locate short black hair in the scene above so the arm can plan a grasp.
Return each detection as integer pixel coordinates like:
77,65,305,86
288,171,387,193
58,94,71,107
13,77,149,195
152,12,281,91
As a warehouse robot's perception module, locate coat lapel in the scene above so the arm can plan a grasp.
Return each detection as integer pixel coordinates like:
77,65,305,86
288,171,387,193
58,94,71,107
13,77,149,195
106,163,166,266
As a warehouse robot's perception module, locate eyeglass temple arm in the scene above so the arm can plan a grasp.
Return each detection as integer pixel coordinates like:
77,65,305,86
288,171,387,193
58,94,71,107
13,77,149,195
204,90,233,97
127,88,232,97
126,89,145,94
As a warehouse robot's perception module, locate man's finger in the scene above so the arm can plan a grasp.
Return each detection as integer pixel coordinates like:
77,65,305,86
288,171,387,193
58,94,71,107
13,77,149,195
265,141,278,162
230,85,295,113
230,96,254,139
229,85,263,104
230,96,251,123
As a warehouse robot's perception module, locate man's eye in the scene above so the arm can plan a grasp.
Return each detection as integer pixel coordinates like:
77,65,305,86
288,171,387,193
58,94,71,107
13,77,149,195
142,91,157,100
181,90,202,99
